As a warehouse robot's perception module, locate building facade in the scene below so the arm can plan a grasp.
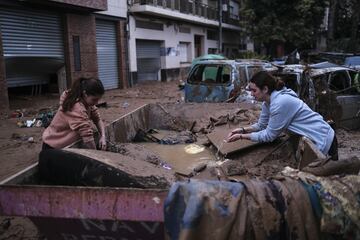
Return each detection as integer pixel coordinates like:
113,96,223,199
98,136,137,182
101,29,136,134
0,0,251,111
0,0,128,112
128,0,252,83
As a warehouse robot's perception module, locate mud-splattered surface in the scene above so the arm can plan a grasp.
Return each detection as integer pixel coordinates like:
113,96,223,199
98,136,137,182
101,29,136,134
1,80,359,239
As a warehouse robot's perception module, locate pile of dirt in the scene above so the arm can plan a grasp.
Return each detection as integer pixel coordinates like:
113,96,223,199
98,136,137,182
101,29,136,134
337,129,360,160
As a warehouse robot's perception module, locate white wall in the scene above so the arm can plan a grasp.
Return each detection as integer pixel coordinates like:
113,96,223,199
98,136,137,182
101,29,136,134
129,17,232,72
98,0,127,18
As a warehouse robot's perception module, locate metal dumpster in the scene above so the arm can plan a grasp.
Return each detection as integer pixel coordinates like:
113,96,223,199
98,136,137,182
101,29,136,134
0,103,246,239
0,163,167,239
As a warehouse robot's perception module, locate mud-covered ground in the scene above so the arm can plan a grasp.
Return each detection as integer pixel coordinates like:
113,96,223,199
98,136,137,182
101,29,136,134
1,80,359,239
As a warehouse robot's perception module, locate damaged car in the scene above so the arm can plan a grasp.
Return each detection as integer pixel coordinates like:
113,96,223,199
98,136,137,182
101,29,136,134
184,59,275,103
310,67,360,130
274,65,360,130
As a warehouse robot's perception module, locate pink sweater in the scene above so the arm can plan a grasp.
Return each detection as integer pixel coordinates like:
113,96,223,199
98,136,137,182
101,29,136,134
42,91,101,149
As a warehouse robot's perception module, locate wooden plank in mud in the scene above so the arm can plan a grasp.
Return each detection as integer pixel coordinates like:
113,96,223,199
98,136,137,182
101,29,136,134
207,128,261,155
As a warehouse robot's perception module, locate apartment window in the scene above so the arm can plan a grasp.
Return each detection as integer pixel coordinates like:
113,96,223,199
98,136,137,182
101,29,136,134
136,20,163,31
239,43,247,50
207,29,218,40
179,42,191,63
179,26,191,33
208,48,218,54
73,36,81,71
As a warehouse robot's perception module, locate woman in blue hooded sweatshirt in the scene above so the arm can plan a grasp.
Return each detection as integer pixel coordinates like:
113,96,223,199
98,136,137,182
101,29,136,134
227,71,338,160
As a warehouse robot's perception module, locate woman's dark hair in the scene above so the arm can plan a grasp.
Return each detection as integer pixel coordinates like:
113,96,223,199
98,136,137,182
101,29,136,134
250,71,285,94
62,77,105,112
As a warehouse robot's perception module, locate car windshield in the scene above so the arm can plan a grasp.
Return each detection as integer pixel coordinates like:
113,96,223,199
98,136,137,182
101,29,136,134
329,70,351,93
189,64,231,84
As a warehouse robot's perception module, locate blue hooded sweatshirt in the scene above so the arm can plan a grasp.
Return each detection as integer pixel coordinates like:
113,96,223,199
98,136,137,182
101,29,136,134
250,87,335,155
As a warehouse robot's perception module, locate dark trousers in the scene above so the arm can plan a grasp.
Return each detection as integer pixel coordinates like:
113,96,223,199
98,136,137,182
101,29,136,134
42,142,54,150
328,135,338,161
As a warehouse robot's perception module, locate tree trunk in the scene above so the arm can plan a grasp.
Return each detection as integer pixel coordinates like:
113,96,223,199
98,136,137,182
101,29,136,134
276,42,285,58
327,0,338,51
348,0,360,52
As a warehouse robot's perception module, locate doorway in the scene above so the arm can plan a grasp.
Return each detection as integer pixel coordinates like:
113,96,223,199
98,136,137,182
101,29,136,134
194,35,204,58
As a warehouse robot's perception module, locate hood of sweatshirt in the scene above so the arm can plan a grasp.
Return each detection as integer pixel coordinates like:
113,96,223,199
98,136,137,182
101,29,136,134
270,87,298,102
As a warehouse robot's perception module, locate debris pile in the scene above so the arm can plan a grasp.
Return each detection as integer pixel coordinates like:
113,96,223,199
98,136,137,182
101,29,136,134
11,108,55,128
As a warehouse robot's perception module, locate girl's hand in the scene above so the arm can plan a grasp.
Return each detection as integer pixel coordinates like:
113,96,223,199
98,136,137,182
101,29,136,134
98,135,107,150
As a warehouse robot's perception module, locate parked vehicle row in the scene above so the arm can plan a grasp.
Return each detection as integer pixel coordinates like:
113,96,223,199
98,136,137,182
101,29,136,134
184,58,360,130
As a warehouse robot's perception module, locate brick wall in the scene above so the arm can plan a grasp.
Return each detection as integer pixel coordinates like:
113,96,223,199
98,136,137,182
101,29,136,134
116,20,128,89
64,13,98,87
0,31,9,114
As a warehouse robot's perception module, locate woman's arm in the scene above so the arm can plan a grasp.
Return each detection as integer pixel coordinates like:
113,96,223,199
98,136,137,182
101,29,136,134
251,102,270,131
90,106,107,150
226,107,267,142
67,105,98,150
95,119,107,150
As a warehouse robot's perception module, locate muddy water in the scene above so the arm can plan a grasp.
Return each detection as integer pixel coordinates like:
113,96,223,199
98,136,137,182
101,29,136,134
139,142,216,176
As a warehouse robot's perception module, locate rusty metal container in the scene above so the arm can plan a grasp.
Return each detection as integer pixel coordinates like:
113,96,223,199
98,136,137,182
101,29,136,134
0,103,249,239
0,163,167,239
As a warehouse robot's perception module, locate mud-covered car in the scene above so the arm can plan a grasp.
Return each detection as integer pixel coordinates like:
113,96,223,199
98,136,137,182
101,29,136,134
310,67,360,129
184,59,275,102
275,65,360,130
344,56,360,70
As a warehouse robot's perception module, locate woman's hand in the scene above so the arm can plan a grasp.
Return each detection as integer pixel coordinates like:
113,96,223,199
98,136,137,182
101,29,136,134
227,133,243,142
98,135,107,150
227,127,245,139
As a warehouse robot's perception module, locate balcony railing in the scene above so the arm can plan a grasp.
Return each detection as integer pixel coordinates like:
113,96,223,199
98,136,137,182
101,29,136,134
222,12,241,26
131,0,219,21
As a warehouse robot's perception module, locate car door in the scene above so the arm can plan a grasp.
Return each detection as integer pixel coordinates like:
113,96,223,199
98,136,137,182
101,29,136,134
328,70,360,129
185,64,234,102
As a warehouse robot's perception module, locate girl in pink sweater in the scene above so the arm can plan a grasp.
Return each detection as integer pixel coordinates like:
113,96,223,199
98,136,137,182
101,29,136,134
42,77,106,150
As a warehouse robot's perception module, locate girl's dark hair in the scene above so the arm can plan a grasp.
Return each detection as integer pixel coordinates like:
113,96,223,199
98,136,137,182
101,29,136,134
250,71,285,94
62,77,105,112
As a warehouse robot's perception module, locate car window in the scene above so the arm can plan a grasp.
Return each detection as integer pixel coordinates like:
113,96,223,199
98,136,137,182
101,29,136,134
189,64,231,84
312,74,329,92
349,71,360,94
237,66,247,85
221,65,231,84
247,66,263,80
329,71,350,93
202,66,218,83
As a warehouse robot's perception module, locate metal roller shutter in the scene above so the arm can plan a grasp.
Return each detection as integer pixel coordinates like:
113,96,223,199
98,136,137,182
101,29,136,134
96,20,119,90
0,8,63,58
136,40,161,81
0,7,64,88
